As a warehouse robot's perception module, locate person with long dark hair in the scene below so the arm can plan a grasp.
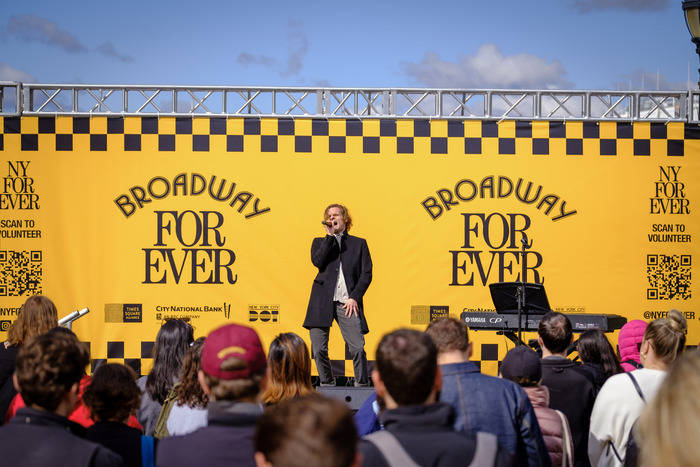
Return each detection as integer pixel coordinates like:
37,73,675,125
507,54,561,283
0,295,58,424
137,319,193,436
165,337,209,436
577,329,623,392
261,332,313,405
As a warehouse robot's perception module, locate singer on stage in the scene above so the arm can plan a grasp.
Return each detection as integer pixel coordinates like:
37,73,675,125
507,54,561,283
303,203,372,387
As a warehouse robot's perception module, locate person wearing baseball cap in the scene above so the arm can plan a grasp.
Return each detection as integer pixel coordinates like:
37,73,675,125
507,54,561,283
156,323,267,467
501,345,574,467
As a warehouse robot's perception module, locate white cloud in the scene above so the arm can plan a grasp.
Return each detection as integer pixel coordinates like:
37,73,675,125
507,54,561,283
237,52,277,68
95,42,133,63
280,21,308,77
5,14,132,62
0,63,36,83
237,21,308,77
401,44,573,89
7,14,86,53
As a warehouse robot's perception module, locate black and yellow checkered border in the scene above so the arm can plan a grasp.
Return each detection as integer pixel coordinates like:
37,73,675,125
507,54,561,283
87,341,700,379
91,340,500,377
0,116,693,157
89,340,154,376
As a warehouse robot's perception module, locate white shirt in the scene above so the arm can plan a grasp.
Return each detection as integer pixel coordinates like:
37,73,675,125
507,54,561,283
588,368,666,467
166,402,208,436
333,234,349,303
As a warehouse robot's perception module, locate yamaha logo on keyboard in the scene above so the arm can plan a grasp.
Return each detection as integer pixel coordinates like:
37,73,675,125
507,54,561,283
463,315,505,324
464,316,486,323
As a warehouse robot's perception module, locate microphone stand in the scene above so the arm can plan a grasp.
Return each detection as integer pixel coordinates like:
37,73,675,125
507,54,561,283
516,234,532,346
58,307,90,330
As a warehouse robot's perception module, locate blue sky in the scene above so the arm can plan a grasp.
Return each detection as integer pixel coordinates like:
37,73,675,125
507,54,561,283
0,0,696,91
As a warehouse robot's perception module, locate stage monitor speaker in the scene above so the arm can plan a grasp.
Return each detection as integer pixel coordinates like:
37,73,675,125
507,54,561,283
316,386,375,411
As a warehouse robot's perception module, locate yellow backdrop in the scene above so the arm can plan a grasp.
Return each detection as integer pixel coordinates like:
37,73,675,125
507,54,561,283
1,117,697,376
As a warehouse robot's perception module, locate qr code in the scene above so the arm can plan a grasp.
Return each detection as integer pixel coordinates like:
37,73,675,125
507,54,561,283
0,251,43,296
647,254,691,300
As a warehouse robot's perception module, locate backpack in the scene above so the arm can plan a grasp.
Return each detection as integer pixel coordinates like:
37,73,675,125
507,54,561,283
153,383,180,439
364,429,498,467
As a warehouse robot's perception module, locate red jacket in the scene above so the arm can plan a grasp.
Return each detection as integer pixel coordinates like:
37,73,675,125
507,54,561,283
6,374,143,429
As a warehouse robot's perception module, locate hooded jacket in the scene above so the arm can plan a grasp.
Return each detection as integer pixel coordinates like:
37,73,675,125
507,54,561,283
617,320,647,373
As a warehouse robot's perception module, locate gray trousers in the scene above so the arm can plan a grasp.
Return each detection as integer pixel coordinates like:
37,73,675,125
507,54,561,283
309,302,368,385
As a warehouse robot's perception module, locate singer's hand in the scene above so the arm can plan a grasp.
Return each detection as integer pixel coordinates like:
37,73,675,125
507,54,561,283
342,299,359,317
323,222,333,235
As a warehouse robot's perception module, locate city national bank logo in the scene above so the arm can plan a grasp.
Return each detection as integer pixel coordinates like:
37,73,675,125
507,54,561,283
249,305,279,323
2,161,40,210
155,303,230,316
410,305,449,325
113,173,272,286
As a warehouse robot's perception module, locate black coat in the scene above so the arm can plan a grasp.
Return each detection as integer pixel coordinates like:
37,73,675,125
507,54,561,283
359,403,512,467
86,421,147,467
303,232,372,333
541,357,597,467
0,407,124,467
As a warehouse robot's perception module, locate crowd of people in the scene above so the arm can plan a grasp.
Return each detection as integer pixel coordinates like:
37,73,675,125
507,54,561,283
0,293,696,467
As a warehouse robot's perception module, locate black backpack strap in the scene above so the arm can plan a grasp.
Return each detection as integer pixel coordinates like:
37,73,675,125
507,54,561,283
622,359,643,370
626,372,646,403
364,430,420,467
607,441,624,463
604,373,647,464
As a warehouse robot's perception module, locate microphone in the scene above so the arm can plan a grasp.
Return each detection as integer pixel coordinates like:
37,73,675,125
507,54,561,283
58,307,90,329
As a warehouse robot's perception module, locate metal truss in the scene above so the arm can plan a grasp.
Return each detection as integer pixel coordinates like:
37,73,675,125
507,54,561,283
1,82,698,123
